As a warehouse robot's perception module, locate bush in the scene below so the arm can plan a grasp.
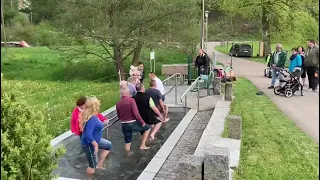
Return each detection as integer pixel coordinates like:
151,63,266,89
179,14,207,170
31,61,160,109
1,74,64,180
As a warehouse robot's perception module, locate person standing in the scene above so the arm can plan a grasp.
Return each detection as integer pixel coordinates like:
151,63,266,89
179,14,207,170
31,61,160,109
289,48,302,74
81,97,112,175
71,96,108,139
116,87,151,151
304,39,319,92
297,46,306,86
146,80,170,122
268,43,287,89
133,83,164,141
120,80,136,97
138,62,145,84
195,49,210,76
149,72,165,102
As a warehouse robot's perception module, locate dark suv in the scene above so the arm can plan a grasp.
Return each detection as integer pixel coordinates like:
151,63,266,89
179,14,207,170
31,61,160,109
229,44,252,57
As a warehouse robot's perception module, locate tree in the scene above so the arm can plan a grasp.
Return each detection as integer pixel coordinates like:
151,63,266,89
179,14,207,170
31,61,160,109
217,0,319,55
1,74,64,180
54,0,199,80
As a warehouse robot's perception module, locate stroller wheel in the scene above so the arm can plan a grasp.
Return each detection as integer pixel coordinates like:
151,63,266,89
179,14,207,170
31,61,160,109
274,86,282,95
285,88,293,98
301,91,305,96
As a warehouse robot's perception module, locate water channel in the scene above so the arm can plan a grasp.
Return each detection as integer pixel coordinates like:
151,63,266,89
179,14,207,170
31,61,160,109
55,111,185,180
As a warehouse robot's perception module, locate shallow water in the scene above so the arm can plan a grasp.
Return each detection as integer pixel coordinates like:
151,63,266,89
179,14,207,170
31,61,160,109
55,112,185,180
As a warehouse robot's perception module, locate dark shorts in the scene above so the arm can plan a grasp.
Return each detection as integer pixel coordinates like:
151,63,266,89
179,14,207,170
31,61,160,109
122,121,151,143
82,138,112,169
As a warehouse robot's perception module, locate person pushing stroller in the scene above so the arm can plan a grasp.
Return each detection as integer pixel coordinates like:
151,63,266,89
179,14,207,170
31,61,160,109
274,48,304,97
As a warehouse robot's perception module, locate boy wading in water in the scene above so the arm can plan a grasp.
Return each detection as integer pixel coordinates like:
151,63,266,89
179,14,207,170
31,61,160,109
146,80,170,122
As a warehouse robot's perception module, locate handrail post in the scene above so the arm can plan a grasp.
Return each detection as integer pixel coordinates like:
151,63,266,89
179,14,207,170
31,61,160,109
175,75,178,105
185,96,187,115
197,80,200,111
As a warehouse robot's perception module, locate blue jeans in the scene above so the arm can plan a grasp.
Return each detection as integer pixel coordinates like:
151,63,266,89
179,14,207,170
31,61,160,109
122,121,151,143
271,69,284,86
82,138,112,168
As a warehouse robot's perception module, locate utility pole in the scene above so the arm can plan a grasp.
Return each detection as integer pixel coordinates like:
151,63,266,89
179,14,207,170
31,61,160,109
1,0,8,52
200,0,204,49
205,11,209,53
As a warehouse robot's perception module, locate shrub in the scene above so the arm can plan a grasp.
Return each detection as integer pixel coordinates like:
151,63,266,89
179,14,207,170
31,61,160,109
1,74,64,180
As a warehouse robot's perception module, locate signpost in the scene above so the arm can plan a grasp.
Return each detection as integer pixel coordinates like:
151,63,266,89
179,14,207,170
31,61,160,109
150,50,155,72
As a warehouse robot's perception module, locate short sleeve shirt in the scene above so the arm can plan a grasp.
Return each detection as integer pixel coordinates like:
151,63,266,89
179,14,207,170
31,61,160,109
146,88,162,107
149,98,155,108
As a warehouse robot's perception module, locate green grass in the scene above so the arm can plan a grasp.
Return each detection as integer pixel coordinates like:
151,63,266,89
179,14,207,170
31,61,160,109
227,78,318,180
215,41,307,68
2,79,120,137
1,46,188,81
1,45,188,137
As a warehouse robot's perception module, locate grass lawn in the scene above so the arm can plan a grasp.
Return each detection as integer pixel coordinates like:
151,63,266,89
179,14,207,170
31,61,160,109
1,46,188,137
225,78,319,180
215,41,307,68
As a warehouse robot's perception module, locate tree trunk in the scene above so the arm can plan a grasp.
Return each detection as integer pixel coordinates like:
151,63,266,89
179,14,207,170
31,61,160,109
114,44,126,81
230,17,234,32
261,5,271,57
132,42,142,66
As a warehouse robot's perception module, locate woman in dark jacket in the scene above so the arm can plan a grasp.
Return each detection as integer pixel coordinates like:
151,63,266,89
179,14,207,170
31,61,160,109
298,46,306,86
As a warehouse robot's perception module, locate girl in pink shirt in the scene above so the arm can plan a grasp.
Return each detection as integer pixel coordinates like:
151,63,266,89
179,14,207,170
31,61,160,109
70,96,108,137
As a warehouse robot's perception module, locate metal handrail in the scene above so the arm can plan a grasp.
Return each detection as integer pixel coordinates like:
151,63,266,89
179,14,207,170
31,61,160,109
162,73,181,105
180,76,201,103
162,73,181,83
180,71,214,114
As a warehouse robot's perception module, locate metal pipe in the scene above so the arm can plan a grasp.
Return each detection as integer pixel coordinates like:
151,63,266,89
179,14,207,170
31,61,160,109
197,80,200,111
205,16,208,53
175,75,178,105
202,0,205,49
185,96,187,115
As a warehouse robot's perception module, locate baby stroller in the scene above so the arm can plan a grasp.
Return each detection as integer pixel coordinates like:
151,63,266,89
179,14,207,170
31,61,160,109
273,67,304,98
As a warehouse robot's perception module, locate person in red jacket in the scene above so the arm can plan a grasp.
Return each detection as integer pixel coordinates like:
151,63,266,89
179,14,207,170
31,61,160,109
70,96,108,138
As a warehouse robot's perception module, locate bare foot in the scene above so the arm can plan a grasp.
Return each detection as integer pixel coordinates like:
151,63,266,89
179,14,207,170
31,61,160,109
164,117,170,122
149,135,157,141
139,146,150,150
96,166,106,170
126,151,134,157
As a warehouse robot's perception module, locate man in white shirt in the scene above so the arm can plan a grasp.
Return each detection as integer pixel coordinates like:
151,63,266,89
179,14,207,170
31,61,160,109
149,72,165,101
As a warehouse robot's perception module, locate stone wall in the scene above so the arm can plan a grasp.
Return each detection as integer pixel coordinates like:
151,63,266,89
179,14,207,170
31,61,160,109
176,100,243,180
162,64,188,76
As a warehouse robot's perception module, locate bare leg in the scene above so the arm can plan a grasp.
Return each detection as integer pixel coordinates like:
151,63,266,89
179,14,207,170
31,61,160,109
86,167,95,176
150,122,162,140
96,150,109,169
125,143,131,151
140,129,150,150
164,105,170,122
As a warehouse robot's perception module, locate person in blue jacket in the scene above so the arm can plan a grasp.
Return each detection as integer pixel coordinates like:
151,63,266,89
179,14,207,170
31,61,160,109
81,97,112,176
289,47,302,76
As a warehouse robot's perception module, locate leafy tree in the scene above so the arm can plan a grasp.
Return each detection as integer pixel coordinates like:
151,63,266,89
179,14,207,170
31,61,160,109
55,0,199,79
1,74,65,180
216,0,319,55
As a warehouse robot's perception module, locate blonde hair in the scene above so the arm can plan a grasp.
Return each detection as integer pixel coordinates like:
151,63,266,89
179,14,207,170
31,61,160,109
81,97,100,128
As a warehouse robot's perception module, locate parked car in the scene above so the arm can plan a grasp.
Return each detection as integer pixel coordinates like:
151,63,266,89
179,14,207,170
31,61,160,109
229,44,252,57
